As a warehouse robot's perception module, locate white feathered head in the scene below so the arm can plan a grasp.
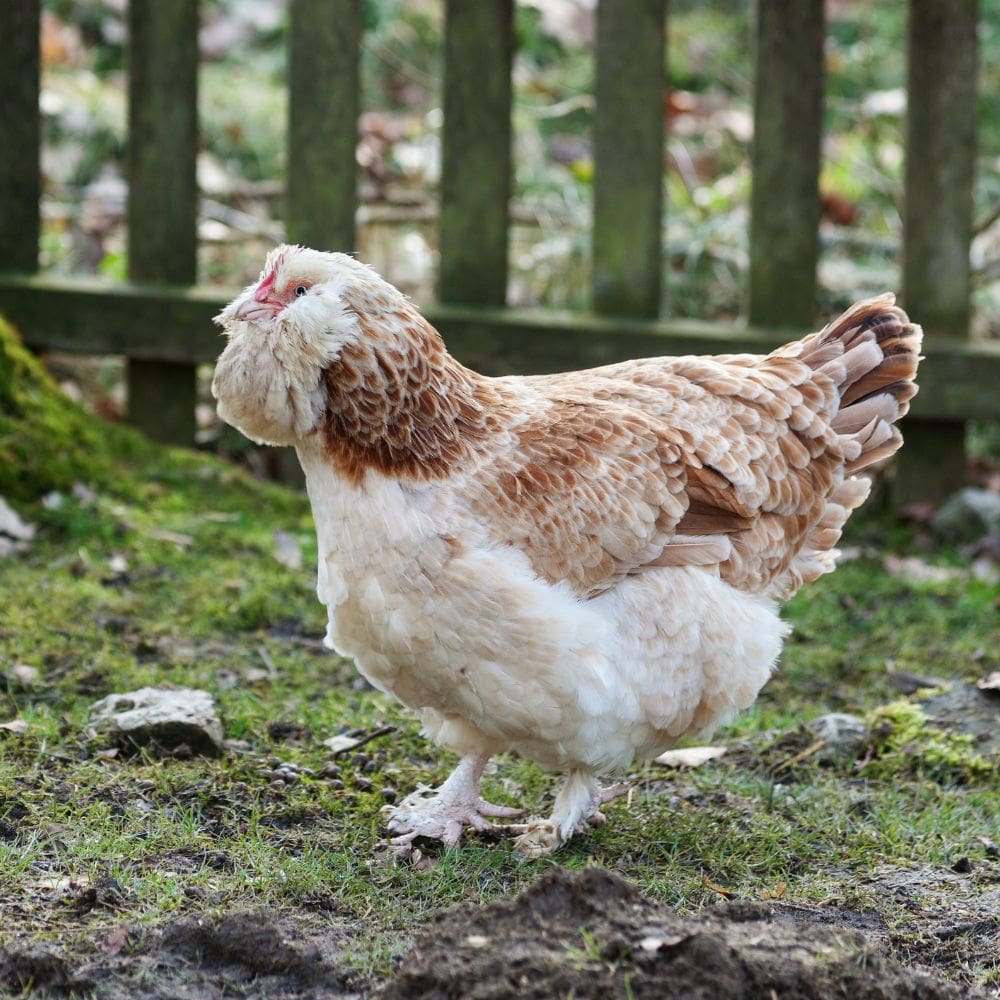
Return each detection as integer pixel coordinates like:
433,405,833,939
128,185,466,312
211,245,404,446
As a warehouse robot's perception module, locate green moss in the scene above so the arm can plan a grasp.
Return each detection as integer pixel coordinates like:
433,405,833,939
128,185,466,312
0,312,150,502
863,699,994,783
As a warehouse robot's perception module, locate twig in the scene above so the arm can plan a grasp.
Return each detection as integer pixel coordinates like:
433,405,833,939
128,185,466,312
330,725,397,757
773,738,827,774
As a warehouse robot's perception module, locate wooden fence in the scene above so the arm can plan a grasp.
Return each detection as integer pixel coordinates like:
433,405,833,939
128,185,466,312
0,0,996,504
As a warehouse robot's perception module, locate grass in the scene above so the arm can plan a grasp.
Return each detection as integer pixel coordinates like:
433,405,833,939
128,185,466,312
1,324,997,990
2,450,997,984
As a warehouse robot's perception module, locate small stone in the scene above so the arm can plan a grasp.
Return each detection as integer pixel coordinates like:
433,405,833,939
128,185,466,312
363,760,377,774
88,687,224,756
320,763,342,779
951,857,973,874
352,753,369,768
354,777,373,792
328,779,345,791
806,712,866,763
379,787,397,803
269,778,287,792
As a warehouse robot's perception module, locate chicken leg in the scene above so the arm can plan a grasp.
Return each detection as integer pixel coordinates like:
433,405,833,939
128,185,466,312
513,771,632,858
383,753,522,853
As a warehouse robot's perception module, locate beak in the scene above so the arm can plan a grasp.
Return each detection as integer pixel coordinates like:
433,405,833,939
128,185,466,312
233,298,283,322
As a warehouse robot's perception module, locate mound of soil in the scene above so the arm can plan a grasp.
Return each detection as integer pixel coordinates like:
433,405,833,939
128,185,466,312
385,867,983,1000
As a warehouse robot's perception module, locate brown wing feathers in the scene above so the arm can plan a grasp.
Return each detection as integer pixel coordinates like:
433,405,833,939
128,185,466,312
463,296,919,601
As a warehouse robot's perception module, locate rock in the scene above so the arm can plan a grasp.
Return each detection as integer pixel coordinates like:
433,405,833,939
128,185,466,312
930,487,1000,541
807,712,865,747
88,687,223,756
917,681,1000,755
806,712,866,764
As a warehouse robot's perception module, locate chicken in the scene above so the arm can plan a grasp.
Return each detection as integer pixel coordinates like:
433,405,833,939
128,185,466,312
211,245,922,857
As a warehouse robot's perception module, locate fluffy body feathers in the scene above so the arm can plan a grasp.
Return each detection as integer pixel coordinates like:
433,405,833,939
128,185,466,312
213,246,922,854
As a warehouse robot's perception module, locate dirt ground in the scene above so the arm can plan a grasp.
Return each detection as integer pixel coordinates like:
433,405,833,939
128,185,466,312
2,865,995,999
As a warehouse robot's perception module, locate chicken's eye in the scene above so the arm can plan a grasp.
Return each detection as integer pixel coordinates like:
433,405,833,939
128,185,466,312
294,285,308,297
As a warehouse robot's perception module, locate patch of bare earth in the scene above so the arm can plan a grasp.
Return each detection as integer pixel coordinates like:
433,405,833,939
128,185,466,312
0,912,365,999
2,867,995,998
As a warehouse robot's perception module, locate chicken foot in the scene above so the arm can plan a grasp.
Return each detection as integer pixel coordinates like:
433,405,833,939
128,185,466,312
513,771,633,858
383,752,522,855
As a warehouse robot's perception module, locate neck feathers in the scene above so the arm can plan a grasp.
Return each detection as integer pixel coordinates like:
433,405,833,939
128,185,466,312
319,308,504,484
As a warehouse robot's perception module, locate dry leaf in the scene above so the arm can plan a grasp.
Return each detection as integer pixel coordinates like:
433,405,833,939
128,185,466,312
323,735,361,754
884,555,965,585
653,746,727,768
273,530,302,570
0,718,28,735
700,874,733,897
761,881,787,900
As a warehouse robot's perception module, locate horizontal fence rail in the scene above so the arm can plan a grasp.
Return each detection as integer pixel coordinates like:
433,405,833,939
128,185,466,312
1,273,996,424
0,0,994,506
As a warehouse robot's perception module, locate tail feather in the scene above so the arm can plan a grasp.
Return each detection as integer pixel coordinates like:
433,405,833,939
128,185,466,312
768,295,922,595
785,293,923,474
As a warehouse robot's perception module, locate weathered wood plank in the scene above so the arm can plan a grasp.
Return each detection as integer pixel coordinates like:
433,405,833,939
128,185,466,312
126,0,199,444
896,0,980,504
287,0,361,251
0,0,41,272
592,0,666,318
1,275,997,424
439,0,513,306
748,0,825,327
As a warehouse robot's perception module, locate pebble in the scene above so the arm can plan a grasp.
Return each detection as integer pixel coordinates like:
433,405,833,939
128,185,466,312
354,777,373,792
379,787,397,803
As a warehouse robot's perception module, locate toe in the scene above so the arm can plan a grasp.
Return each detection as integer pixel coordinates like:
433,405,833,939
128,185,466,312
598,781,633,804
477,798,523,818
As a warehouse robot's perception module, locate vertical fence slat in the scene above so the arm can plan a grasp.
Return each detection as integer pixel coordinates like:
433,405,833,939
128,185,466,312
0,0,41,272
126,0,199,444
592,0,666,318
896,0,979,504
748,0,824,328
439,0,513,306
287,0,361,251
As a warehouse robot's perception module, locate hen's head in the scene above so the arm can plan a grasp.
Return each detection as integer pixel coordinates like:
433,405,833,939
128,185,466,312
211,245,416,446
